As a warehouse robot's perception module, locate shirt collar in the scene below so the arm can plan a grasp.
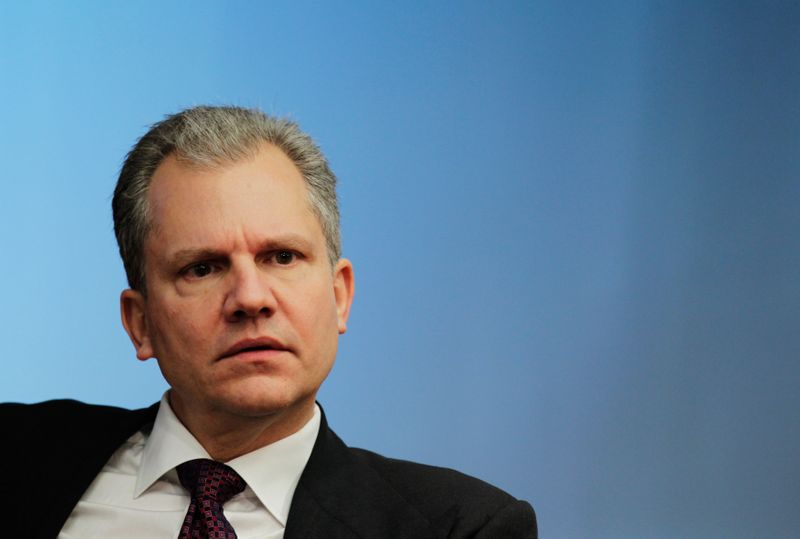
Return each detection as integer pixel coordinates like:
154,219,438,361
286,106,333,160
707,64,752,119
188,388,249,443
135,392,321,526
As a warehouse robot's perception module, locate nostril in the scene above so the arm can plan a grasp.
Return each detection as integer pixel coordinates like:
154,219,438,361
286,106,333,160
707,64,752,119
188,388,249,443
230,307,271,321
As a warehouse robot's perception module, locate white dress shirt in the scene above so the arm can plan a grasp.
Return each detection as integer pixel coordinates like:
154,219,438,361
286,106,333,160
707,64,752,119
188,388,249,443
58,393,320,539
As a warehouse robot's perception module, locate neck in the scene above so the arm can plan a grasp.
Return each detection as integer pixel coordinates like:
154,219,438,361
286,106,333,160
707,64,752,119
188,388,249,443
168,394,316,462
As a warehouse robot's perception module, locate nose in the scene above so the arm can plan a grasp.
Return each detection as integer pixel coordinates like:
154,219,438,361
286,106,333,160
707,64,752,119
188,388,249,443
222,260,276,322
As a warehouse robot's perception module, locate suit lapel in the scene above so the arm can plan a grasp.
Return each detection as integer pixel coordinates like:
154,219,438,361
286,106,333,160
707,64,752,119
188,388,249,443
36,403,160,539
285,410,437,539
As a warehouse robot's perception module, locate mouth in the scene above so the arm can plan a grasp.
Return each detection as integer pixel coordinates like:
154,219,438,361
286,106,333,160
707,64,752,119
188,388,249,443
220,337,290,360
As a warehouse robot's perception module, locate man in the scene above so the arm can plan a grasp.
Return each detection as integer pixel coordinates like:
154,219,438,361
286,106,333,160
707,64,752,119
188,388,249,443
2,106,536,538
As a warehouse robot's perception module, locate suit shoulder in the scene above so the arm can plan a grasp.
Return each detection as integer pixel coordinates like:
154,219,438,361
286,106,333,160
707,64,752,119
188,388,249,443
0,399,154,452
1,399,134,429
349,447,512,501
347,446,536,535
1,398,132,414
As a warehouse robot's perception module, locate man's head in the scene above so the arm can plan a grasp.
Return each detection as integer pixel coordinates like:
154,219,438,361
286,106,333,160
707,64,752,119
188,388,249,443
113,105,341,294
114,106,354,451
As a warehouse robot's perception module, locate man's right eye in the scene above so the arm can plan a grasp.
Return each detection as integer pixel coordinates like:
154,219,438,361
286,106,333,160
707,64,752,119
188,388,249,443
185,263,215,279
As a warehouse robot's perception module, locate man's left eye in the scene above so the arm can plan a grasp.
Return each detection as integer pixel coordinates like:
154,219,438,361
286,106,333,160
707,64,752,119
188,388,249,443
274,251,296,265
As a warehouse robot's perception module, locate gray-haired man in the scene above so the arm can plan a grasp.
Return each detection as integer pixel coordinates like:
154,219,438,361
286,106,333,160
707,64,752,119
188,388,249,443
3,106,536,538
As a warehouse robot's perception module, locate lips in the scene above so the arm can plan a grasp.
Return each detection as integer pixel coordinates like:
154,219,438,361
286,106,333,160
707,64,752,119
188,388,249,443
220,337,290,360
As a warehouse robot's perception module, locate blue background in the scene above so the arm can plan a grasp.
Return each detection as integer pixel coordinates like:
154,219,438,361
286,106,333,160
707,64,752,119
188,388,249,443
1,2,798,537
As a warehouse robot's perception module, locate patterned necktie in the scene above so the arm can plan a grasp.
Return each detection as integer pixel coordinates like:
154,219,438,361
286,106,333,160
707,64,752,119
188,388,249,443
177,458,246,539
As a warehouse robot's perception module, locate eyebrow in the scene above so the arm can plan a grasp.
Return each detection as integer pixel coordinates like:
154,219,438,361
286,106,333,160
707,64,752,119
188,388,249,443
167,234,316,267
168,248,227,268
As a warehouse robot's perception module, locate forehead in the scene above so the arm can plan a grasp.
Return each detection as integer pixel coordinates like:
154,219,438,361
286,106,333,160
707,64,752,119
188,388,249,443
145,144,322,254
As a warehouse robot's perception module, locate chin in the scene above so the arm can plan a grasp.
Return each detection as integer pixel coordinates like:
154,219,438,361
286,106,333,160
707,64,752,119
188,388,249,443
216,380,316,418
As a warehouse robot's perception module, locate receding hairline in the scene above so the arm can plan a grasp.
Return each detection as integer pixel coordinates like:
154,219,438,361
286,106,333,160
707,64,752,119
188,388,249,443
113,105,342,293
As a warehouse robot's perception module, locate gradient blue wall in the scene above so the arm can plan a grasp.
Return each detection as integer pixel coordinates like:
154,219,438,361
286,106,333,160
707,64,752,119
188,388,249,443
1,2,798,537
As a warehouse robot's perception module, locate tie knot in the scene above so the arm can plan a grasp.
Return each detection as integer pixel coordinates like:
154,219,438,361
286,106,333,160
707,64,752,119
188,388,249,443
177,458,246,504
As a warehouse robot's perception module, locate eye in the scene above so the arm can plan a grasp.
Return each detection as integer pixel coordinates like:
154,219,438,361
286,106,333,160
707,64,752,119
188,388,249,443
184,262,216,279
274,250,297,265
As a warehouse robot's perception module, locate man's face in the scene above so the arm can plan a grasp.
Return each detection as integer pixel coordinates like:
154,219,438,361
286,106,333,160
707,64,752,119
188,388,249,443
121,144,353,435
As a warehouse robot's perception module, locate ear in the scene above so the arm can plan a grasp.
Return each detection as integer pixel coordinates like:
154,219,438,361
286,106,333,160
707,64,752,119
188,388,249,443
332,258,355,334
120,289,155,361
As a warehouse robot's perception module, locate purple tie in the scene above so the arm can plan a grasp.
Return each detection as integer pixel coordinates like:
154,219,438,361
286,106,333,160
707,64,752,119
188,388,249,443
177,458,246,539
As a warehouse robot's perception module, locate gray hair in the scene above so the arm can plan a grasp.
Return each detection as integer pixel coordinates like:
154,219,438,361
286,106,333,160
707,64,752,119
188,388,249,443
112,105,341,293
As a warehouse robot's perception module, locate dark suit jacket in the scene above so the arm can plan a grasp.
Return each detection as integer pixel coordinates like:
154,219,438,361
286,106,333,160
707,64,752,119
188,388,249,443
2,400,536,538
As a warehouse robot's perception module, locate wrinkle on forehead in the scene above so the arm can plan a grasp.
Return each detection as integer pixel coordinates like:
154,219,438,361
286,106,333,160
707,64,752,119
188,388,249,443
146,145,319,242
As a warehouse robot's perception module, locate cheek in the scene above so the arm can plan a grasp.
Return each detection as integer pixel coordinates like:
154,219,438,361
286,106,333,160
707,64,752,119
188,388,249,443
292,286,339,346
149,299,216,355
